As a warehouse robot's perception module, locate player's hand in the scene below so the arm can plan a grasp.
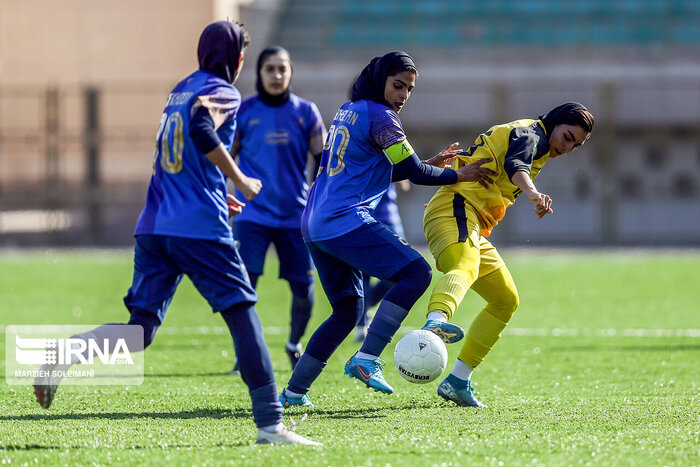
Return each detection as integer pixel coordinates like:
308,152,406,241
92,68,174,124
454,158,497,187
226,194,245,218
424,142,461,168
527,191,553,218
236,176,262,200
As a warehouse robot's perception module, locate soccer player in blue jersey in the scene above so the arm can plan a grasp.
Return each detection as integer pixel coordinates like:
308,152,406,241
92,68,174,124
229,46,326,372
278,51,499,407
32,21,318,446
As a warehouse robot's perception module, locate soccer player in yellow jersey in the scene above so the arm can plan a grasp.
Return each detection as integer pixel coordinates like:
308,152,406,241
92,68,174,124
423,102,595,407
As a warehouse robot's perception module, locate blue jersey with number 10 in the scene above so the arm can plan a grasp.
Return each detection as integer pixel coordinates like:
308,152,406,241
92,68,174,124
134,70,241,241
302,99,409,242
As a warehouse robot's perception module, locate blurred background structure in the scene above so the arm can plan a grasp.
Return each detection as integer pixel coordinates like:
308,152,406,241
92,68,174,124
1,0,699,247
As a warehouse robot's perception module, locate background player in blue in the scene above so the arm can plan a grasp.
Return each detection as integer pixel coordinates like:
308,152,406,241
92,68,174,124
32,21,318,446
278,51,498,407
355,181,409,342
230,46,326,372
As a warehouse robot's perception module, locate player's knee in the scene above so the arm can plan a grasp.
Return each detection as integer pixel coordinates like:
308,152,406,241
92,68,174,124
490,289,519,322
393,257,433,293
331,296,363,329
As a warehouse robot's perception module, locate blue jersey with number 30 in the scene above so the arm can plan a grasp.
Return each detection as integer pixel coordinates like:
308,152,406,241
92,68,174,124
302,99,407,241
134,70,241,241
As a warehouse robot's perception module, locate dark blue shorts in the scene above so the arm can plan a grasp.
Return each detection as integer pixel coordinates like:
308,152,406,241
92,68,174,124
233,221,314,284
306,222,423,305
123,234,257,322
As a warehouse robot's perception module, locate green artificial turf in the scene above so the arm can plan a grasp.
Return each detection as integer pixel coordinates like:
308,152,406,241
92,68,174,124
1,249,698,466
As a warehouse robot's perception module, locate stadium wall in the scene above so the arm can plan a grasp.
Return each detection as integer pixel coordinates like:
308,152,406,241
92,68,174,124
1,1,699,246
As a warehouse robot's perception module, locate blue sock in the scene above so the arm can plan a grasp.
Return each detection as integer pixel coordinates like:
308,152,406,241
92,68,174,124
286,353,327,395
249,382,283,428
221,302,281,428
360,300,409,357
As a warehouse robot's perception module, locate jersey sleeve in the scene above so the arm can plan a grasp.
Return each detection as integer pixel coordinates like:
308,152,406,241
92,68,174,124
503,127,541,180
189,106,221,154
191,85,241,132
369,108,413,165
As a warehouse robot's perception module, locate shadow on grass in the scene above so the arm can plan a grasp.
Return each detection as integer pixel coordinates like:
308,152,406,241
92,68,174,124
307,399,440,420
0,407,250,422
0,439,252,451
547,344,700,352
144,372,235,378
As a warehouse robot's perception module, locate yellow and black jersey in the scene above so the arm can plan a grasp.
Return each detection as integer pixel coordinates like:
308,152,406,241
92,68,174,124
425,118,550,238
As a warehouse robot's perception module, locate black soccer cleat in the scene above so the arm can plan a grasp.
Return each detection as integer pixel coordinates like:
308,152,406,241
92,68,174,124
285,343,303,369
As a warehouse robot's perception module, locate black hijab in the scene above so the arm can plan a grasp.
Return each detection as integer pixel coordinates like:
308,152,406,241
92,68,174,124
539,102,588,135
197,21,246,84
350,51,416,109
256,46,292,107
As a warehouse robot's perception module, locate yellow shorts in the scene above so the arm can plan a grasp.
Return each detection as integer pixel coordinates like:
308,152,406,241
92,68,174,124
423,196,504,277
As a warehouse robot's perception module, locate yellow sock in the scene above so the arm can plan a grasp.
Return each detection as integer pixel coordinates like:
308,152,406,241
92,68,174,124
458,307,507,368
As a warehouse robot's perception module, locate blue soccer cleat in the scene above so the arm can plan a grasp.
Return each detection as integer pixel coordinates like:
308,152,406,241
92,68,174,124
422,319,465,344
437,374,485,407
279,391,314,408
344,353,394,394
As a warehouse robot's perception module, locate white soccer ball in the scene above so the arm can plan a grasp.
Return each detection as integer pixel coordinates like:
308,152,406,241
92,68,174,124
393,329,448,384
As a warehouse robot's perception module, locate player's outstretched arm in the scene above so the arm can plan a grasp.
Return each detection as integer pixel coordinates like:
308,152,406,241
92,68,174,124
423,142,461,168
205,143,262,200
511,171,553,218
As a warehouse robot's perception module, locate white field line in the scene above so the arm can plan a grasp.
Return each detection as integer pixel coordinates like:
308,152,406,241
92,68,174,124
2,325,698,338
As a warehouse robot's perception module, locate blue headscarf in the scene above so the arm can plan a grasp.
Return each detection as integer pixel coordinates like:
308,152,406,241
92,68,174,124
351,51,416,109
197,21,246,84
256,46,292,107
539,102,588,135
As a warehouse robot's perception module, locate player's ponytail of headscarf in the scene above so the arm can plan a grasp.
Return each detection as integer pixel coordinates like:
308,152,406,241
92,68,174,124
539,102,594,135
351,51,416,109
256,46,292,107
197,21,247,84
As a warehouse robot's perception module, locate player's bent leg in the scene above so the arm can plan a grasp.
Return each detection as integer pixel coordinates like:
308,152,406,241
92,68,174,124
437,266,518,408
349,258,432,393
223,304,319,445
228,273,259,376
423,241,480,343
221,302,283,428
34,310,161,410
283,296,359,404
361,257,432,358
459,266,519,368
